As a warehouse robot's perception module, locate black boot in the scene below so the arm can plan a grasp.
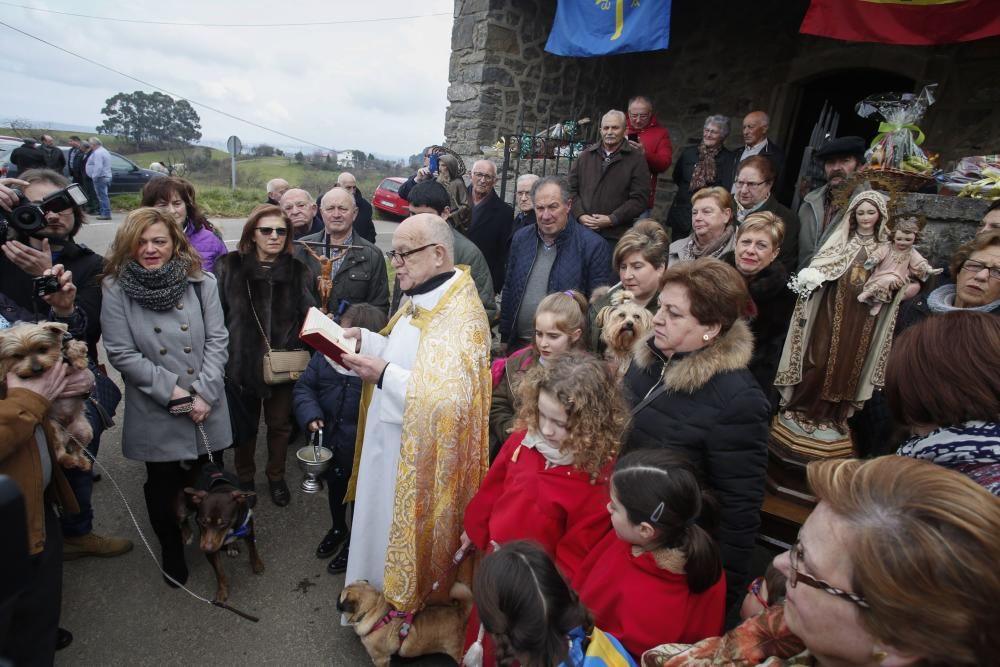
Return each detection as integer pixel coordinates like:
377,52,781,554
143,478,188,587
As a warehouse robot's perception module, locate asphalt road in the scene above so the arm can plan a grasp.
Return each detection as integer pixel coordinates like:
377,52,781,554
59,214,457,666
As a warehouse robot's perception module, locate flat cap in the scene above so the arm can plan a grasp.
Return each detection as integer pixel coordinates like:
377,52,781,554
815,136,866,160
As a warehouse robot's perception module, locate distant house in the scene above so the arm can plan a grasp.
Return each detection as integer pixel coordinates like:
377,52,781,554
337,150,355,168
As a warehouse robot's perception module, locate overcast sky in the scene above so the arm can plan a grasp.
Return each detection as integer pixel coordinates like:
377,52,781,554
0,1,454,157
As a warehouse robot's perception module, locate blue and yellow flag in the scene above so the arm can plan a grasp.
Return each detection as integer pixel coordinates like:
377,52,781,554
545,0,671,57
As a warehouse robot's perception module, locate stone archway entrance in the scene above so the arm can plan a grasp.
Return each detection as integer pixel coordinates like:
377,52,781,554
782,68,915,200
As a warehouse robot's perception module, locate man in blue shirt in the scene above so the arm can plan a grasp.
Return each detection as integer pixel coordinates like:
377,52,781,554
83,137,112,219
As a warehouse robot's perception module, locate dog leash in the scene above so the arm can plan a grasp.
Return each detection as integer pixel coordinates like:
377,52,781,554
366,543,475,641
71,418,260,623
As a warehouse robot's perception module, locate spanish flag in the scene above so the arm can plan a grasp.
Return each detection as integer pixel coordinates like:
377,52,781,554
800,0,1000,45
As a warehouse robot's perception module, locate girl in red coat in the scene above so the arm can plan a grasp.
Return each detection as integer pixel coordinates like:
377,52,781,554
462,351,628,663
572,449,727,659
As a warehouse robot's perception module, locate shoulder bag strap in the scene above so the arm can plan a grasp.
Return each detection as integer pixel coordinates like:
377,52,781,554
246,281,272,354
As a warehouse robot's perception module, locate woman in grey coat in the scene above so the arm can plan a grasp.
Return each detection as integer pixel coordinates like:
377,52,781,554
101,207,231,587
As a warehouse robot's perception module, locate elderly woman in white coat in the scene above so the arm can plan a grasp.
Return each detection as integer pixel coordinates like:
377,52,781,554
101,207,231,588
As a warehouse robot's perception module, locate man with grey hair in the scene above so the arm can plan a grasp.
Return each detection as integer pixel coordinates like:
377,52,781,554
738,110,787,202
500,176,612,349
265,178,289,205
569,109,650,248
294,186,388,314
466,159,514,291
84,137,112,219
665,114,737,239
512,173,540,234
280,188,322,238
341,212,490,614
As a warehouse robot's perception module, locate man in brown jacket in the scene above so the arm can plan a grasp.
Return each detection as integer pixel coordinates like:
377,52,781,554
0,360,84,663
569,109,651,247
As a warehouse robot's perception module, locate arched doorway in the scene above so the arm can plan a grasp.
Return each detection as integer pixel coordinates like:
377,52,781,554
782,68,915,200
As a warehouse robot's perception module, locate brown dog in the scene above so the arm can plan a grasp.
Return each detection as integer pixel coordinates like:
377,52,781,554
0,321,92,470
178,465,264,602
595,289,654,377
338,580,473,666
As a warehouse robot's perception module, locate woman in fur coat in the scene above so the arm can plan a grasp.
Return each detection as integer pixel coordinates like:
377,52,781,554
214,204,316,507
622,258,769,614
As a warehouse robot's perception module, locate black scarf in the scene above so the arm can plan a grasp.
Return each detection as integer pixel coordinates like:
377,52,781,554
118,258,191,311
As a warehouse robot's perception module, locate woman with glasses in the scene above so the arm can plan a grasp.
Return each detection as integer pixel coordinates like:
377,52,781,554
732,156,799,273
141,176,227,273
643,455,1000,666
213,204,315,506
664,115,737,242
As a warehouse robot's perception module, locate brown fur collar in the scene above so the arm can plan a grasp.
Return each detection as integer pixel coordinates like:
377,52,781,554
631,319,754,394
630,545,687,573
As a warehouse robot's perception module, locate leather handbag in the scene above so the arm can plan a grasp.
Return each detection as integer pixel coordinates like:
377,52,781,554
248,282,309,384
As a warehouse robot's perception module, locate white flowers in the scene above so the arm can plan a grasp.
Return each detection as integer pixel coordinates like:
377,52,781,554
788,267,825,298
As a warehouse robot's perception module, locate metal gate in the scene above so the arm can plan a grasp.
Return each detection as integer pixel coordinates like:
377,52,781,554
497,110,601,202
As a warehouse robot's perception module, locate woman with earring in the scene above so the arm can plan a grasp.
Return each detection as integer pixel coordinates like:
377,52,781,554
623,257,770,614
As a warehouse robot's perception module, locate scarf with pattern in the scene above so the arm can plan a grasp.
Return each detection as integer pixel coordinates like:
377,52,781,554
689,142,722,192
117,257,191,311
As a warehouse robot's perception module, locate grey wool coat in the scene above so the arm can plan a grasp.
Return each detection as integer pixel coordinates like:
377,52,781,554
101,272,232,462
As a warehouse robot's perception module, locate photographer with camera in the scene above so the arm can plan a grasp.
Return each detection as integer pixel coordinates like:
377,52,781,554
1,169,132,563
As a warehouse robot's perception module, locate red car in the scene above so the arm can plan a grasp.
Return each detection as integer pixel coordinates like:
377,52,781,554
372,177,410,218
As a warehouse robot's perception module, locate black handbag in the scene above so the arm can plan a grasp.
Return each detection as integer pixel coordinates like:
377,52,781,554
87,363,122,430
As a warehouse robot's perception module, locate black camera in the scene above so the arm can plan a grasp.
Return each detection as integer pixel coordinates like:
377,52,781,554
0,183,88,239
33,275,61,298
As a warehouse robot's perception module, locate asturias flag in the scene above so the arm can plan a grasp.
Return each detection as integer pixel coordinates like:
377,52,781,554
800,0,1000,46
545,0,671,57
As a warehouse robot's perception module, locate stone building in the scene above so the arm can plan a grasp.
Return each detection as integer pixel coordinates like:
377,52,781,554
444,0,1000,230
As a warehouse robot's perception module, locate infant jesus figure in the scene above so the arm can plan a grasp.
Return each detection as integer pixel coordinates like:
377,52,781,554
858,215,943,316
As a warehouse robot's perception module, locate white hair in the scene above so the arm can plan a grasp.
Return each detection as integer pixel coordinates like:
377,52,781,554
421,215,454,261
602,109,626,125
266,178,288,192
88,137,102,146
516,173,540,188
321,186,357,210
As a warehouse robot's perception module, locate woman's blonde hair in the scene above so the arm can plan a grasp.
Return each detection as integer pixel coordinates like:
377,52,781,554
514,351,629,479
533,290,588,351
808,457,1000,664
104,207,203,279
690,186,734,214
613,218,669,270
738,211,785,249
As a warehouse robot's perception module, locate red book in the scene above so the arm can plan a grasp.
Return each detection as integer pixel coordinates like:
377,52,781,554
298,307,356,365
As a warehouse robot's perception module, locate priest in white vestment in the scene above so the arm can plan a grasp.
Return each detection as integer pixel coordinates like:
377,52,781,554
341,213,491,612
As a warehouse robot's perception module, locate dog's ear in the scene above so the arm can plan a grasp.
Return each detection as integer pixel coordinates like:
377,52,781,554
184,487,207,504
42,321,69,337
595,305,611,327
232,490,256,504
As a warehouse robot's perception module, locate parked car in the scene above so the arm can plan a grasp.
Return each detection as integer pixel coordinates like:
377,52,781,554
3,145,162,194
0,138,25,178
372,177,410,218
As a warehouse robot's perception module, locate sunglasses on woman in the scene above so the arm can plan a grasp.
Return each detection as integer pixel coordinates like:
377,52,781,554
256,226,288,237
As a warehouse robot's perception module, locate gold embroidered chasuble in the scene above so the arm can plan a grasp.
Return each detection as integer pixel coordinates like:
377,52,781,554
346,268,491,611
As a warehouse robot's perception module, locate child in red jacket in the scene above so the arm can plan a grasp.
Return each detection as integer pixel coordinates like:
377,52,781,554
573,449,727,659
462,352,628,662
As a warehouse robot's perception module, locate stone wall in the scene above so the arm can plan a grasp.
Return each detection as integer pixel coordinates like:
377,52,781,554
445,0,1000,222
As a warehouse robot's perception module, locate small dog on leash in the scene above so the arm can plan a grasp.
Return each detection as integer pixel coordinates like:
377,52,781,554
594,289,654,377
178,465,264,602
338,580,473,666
0,321,92,469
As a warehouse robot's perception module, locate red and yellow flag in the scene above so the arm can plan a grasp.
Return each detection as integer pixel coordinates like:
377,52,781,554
800,0,1000,45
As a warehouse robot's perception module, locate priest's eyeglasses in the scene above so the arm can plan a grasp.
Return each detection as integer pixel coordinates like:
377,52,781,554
788,540,870,609
386,243,439,266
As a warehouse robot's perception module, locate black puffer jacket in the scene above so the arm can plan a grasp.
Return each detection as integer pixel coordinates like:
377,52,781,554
623,319,769,610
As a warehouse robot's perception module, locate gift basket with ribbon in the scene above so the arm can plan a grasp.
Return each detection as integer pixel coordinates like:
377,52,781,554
857,84,938,192
937,155,1000,199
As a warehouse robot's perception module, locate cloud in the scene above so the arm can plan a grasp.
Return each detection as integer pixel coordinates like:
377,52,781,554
0,0,454,156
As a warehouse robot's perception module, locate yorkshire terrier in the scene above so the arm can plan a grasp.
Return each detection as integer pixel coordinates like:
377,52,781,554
0,321,93,470
594,289,654,377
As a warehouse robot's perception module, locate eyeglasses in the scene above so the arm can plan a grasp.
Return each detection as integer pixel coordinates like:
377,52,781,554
788,540,870,609
385,243,438,265
256,226,288,237
747,576,769,610
471,172,495,181
734,180,767,189
961,259,1000,281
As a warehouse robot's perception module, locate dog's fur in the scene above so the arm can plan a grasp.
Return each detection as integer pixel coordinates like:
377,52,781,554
0,322,92,470
177,467,264,602
338,580,473,666
595,289,654,377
